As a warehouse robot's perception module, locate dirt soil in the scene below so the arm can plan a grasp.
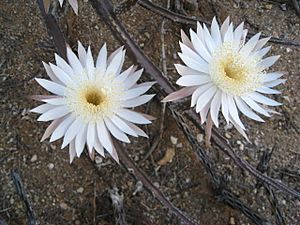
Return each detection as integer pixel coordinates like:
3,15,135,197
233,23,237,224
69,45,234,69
0,0,300,225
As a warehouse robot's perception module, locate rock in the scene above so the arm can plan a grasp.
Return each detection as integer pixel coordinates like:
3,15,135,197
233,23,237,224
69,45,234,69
197,134,204,143
225,133,232,139
286,48,292,53
280,3,287,11
229,217,235,225
30,155,37,162
60,202,68,210
77,187,84,194
264,4,273,10
95,156,103,164
170,136,178,145
48,163,54,170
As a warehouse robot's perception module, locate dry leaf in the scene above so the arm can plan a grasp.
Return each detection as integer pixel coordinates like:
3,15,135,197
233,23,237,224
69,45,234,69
157,148,175,166
43,0,51,13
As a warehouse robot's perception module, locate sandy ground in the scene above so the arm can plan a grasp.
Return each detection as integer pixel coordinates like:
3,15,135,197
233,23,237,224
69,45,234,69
0,0,300,225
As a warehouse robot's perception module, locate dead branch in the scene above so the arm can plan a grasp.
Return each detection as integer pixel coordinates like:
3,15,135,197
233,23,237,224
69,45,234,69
291,0,300,17
11,171,37,225
138,0,300,47
115,0,139,14
109,188,128,225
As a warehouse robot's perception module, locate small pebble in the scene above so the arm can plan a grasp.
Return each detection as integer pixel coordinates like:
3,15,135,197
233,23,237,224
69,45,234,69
239,143,245,151
286,48,292,53
197,134,204,143
95,156,103,164
60,202,68,210
264,4,273,10
225,133,232,139
48,163,54,170
176,143,183,148
30,155,37,162
170,136,178,145
282,199,286,205
77,187,84,194
229,217,235,225
280,3,287,11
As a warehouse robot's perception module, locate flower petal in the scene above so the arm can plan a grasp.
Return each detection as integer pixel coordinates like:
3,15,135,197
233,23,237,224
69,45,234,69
234,97,264,122
162,86,197,102
104,117,130,143
38,105,69,121
116,108,151,124
176,75,210,86
50,114,75,142
122,94,155,108
210,90,222,127
35,78,65,96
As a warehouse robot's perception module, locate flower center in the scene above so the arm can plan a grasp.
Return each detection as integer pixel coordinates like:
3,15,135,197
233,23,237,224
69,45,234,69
65,73,124,123
209,42,263,96
85,89,104,106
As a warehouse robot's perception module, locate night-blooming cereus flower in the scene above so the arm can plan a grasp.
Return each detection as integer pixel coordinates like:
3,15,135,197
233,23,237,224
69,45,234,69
163,17,285,139
43,0,78,15
31,42,155,163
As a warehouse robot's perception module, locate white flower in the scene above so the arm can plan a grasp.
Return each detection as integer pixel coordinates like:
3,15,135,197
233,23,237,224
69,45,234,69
31,42,155,163
163,17,285,139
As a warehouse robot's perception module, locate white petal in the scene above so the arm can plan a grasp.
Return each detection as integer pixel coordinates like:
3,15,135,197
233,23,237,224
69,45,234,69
121,83,153,100
123,69,143,89
122,94,154,108
162,86,197,102
124,120,148,138
75,124,87,157
256,86,280,94
181,29,193,49
229,114,249,141
203,24,216,52
221,93,229,123
210,90,222,127
62,118,83,148
196,86,217,113
67,47,83,73
38,105,69,121
116,108,151,124
180,42,208,67
105,50,124,77
69,140,76,163
104,118,130,143
241,96,270,117
68,0,78,14
176,75,210,86
253,37,271,51
263,72,285,83
189,30,211,62
42,97,67,105
54,54,74,77
258,55,280,70
211,17,222,46
41,117,65,141
196,22,205,42
43,62,61,84
49,63,72,85
255,46,271,59
175,64,208,76
223,23,234,42
96,43,107,76
86,46,95,80
178,53,209,73
115,65,135,83
35,78,65,96
264,79,286,88
58,0,64,6
96,120,114,156
87,122,96,153
94,134,104,157
221,17,230,39
191,83,213,107
248,92,281,106
50,115,75,142
233,22,244,44
31,104,55,114
111,115,138,137
240,33,261,57
78,41,87,66
199,99,211,124
234,96,264,122
227,96,245,130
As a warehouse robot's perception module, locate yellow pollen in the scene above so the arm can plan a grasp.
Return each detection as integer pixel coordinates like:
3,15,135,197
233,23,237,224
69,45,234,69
85,89,104,106
209,42,263,96
65,74,124,123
